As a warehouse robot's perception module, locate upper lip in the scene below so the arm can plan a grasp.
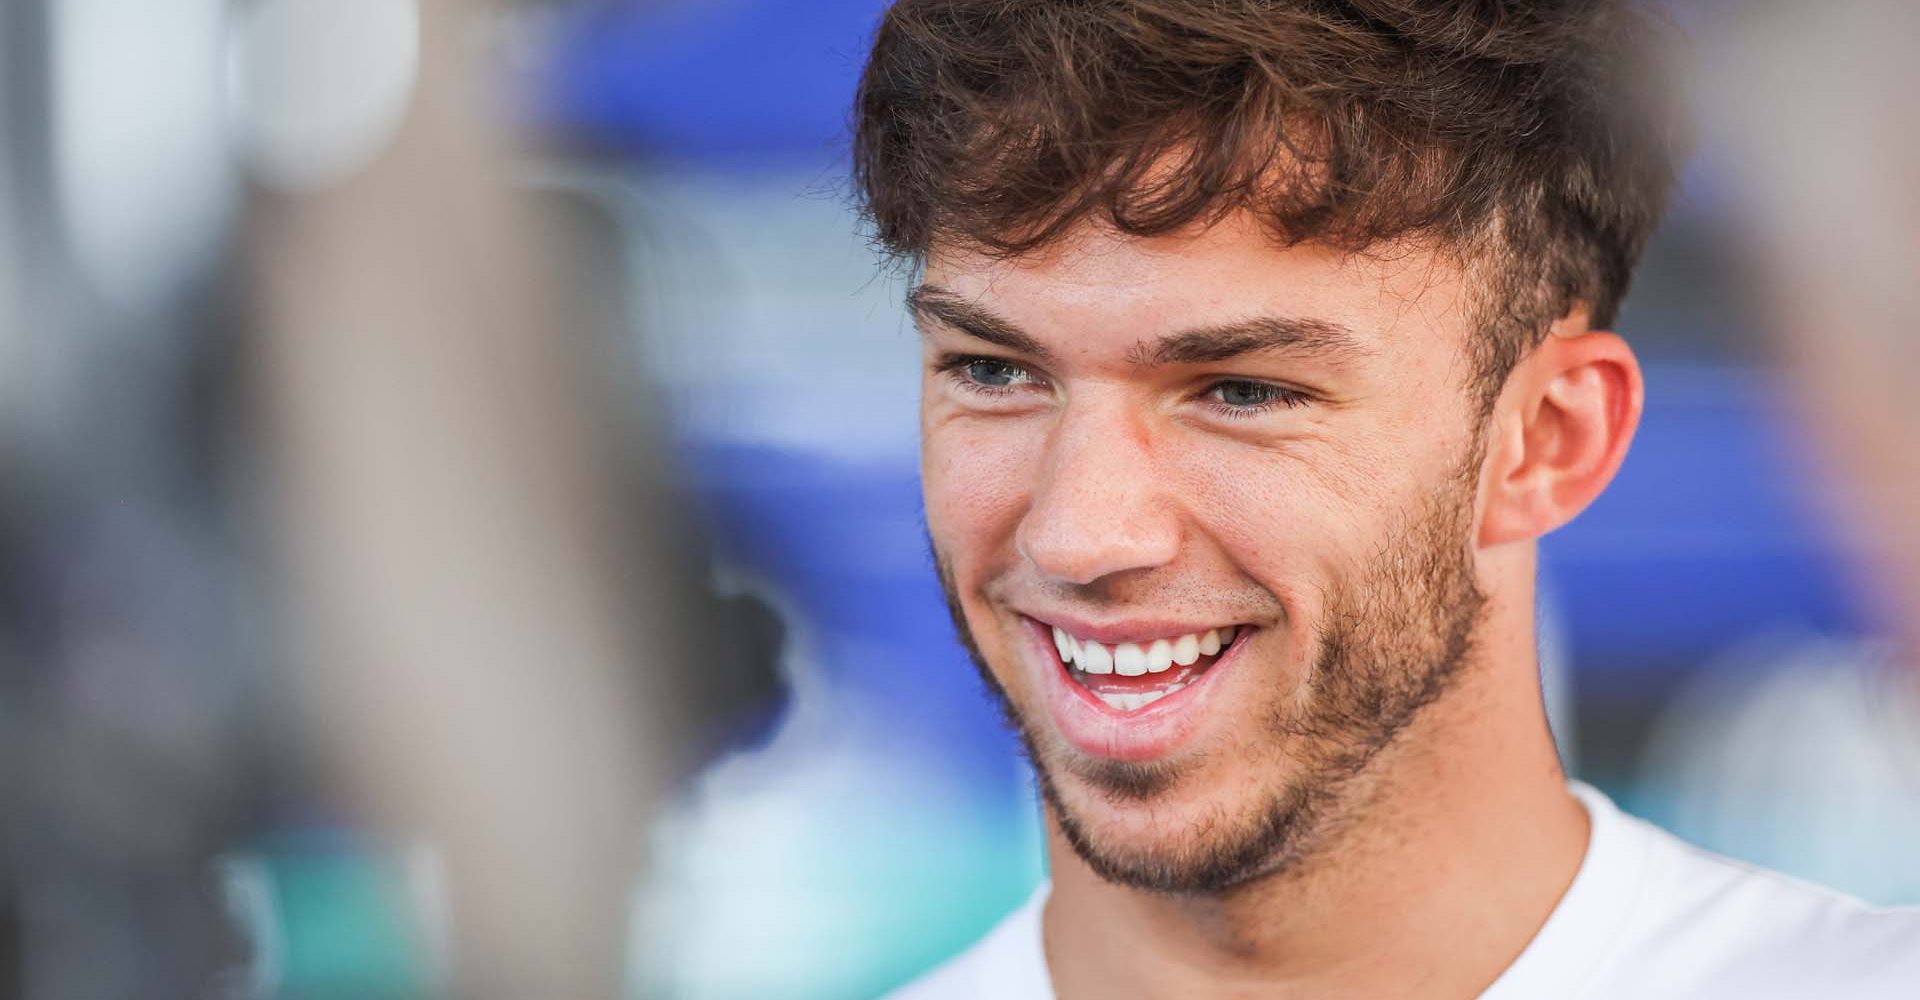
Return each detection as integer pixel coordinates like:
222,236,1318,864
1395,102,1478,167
1023,611,1250,646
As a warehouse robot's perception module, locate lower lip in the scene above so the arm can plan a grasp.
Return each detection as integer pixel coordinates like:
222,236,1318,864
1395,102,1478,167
1025,617,1248,762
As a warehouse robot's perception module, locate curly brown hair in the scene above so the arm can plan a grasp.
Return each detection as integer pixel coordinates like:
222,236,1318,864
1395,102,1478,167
852,0,1687,402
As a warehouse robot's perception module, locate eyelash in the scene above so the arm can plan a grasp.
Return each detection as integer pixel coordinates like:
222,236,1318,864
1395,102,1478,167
933,355,1314,417
1203,380,1313,418
933,355,1042,398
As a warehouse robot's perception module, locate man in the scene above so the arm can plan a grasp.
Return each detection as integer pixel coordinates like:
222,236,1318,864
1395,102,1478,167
853,2,1920,998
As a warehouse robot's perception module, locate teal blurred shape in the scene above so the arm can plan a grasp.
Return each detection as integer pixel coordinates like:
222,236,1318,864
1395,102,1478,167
215,837,444,999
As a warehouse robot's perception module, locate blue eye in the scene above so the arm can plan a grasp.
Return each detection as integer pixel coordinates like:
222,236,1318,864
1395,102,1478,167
936,355,1044,397
1216,381,1276,406
962,358,1030,387
1205,379,1311,415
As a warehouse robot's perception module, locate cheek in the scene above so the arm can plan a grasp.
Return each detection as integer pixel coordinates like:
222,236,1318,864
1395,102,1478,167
920,411,1041,564
1164,435,1379,569
1159,431,1403,643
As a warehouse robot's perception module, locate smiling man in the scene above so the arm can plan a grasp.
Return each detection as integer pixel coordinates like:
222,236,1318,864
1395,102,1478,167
855,3,1920,999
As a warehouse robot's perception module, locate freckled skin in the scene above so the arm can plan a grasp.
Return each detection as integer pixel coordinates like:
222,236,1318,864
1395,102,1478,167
920,213,1494,890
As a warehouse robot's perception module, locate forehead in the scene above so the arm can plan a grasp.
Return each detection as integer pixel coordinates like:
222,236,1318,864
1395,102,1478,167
923,213,1473,361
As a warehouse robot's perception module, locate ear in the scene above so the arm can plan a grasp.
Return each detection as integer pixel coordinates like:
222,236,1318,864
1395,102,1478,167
1478,316,1644,547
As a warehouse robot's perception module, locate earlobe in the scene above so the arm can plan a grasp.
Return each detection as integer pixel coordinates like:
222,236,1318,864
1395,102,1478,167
1477,331,1643,547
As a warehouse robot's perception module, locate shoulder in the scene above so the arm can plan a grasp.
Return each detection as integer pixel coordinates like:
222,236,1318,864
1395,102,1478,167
882,886,1052,1000
1602,804,1920,998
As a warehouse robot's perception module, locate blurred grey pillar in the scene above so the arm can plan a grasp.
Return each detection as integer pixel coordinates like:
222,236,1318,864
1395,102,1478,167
1706,0,1920,657
0,1,23,995
245,0,667,996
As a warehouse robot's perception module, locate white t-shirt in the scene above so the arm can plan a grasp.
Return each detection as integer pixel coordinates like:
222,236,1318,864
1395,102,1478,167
886,782,1920,999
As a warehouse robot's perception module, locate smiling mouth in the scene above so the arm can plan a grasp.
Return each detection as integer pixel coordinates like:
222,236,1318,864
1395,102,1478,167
1049,624,1246,712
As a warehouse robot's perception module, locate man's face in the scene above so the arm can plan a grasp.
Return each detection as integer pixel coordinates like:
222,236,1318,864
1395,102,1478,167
918,214,1495,893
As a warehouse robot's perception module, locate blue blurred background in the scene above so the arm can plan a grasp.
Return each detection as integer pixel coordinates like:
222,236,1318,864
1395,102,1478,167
3,1,1917,999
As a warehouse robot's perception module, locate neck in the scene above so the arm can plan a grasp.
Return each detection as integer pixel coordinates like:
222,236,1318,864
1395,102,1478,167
1042,550,1588,1000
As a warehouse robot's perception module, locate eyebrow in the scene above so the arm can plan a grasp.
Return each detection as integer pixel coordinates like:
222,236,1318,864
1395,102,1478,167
907,285,1058,363
907,284,1370,369
1139,316,1370,367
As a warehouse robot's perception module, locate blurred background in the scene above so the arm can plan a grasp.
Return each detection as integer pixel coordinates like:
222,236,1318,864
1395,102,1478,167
0,0,1915,998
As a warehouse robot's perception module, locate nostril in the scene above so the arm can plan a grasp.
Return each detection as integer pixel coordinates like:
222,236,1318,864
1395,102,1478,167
1016,416,1184,583
1015,494,1183,586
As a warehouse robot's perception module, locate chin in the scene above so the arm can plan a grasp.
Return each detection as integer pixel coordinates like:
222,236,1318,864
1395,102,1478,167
1042,752,1328,894
1026,700,1335,894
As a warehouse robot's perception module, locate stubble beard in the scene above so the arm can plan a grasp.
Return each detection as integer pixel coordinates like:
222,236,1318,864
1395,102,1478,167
932,452,1488,896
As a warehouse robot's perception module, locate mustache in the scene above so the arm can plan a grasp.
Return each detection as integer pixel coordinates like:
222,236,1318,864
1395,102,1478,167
968,565,1282,627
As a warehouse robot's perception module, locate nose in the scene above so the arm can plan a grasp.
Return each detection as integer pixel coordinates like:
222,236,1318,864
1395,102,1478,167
1015,401,1182,586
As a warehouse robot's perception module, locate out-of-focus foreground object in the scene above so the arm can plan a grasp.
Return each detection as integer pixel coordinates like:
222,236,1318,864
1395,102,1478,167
1,0,784,996
1632,0,1920,905
248,0,657,996
1702,0,1920,642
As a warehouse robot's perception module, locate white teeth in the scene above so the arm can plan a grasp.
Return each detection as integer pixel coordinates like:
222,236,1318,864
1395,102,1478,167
1095,685,1183,713
1059,625,1244,674
1099,691,1154,711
